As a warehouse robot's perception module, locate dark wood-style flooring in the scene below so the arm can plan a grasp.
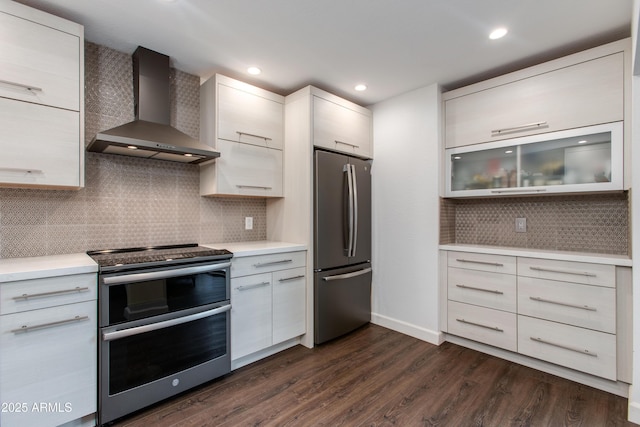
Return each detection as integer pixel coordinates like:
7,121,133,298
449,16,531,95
112,324,633,426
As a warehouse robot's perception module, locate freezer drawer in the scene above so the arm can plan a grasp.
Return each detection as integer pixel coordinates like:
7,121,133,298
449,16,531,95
314,263,371,344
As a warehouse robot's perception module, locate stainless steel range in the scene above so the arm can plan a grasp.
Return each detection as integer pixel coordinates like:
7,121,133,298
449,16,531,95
87,244,233,425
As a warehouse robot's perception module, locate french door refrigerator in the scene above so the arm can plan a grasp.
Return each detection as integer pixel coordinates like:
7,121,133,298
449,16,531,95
314,149,372,344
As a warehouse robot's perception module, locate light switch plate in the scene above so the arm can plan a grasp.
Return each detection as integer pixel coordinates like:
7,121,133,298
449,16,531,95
515,217,526,233
245,217,253,230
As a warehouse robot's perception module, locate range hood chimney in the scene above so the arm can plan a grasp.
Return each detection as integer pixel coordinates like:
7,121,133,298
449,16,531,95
87,46,219,164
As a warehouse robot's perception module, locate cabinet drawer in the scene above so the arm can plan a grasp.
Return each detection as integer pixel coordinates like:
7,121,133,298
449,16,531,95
217,82,284,149
448,251,516,275
1,273,96,315
272,267,306,344
231,251,306,278
313,96,372,158
0,10,80,111
518,276,615,333
517,257,615,287
518,315,616,380
447,300,517,352
0,300,97,427
444,53,623,148
231,273,272,360
447,267,516,312
0,98,81,188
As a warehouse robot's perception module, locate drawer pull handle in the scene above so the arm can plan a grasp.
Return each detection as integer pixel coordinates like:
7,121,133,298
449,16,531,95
335,140,360,149
253,259,293,267
529,296,597,312
11,315,89,334
529,266,596,277
12,286,90,301
237,185,273,190
0,167,44,175
491,121,548,136
456,318,504,332
456,284,503,295
279,275,305,283
455,258,504,267
0,79,43,93
530,336,598,357
236,131,272,141
236,281,270,291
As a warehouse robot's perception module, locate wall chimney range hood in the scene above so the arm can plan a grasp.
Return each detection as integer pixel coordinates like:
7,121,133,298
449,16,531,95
87,47,219,164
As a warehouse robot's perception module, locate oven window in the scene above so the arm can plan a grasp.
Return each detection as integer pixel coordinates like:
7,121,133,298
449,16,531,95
108,270,227,324
108,313,227,395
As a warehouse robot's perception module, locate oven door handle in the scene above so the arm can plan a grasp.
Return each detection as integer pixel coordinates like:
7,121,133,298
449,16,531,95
102,304,231,341
102,262,232,285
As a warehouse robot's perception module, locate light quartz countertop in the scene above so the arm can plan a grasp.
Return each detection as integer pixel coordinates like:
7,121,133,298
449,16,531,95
0,253,98,283
203,241,307,257
439,244,632,267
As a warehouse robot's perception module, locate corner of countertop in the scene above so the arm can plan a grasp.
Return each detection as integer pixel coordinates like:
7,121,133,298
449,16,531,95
0,253,98,283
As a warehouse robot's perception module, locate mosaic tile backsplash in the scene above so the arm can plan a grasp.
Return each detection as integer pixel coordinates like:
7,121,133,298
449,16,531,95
0,42,267,259
440,193,629,255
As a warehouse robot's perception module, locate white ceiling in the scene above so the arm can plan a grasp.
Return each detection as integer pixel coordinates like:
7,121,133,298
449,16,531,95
15,0,633,105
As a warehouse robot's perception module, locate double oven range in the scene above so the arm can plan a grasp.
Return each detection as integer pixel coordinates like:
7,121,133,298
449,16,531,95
87,244,233,425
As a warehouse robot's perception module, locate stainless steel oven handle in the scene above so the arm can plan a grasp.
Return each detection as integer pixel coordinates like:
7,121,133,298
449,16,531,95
102,304,231,342
102,262,231,285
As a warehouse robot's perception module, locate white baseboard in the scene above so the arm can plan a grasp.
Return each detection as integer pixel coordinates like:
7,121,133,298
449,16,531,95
371,312,444,345
628,400,640,424
231,338,301,370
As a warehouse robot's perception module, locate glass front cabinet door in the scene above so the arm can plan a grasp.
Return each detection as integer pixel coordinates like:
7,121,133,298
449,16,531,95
445,122,623,197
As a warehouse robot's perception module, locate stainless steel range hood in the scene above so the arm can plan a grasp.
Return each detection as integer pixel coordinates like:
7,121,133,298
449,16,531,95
87,47,219,164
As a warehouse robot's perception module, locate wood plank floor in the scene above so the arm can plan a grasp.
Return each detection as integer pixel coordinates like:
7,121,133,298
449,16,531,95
111,324,633,426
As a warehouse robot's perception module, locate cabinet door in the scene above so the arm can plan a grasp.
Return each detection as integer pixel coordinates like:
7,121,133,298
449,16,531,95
217,82,284,149
313,96,372,158
272,267,306,344
0,98,81,188
0,301,97,427
231,273,272,360
445,53,624,148
0,10,80,111
202,139,283,197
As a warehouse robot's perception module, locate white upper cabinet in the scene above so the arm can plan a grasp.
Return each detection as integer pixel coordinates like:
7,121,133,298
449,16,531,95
444,41,627,149
200,74,285,197
312,92,373,159
0,2,84,189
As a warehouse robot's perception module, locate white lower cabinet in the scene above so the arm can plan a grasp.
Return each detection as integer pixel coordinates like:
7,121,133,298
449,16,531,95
230,250,306,361
0,273,97,427
443,250,626,383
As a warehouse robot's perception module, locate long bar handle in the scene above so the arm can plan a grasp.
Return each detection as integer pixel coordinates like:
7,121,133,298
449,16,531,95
455,258,504,267
491,189,547,194
11,315,89,334
103,304,231,341
335,140,360,148
103,262,231,285
530,336,598,357
237,185,273,190
12,286,90,301
0,167,44,174
253,259,292,267
491,121,548,136
236,282,270,291
323,267,372,282
278,275,305,283
456,284,504,295
529,266,596,277
351,164,358,257
345,164,355,257
236,131,272,141
0,79,43,93
529,296,597,311
456,318,504,332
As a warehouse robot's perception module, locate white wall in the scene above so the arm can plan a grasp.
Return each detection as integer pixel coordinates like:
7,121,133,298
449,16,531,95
370,84,442,344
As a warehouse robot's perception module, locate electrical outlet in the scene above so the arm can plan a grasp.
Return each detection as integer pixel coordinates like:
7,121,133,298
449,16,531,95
515,217,526,233
244,217,253,230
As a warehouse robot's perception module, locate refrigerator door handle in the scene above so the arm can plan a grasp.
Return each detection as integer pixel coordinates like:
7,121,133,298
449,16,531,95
322,267,373,282
350,164,358,258
344,164,355,257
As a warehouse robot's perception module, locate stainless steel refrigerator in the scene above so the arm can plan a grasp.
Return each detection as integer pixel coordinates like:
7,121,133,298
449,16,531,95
314,149,372,344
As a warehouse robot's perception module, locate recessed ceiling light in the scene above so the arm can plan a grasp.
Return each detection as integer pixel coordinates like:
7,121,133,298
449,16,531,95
127,145,138,150
489,27,508,40
247,67,261,75
505,150,513,154
354,84,367,91
578,140,587,144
